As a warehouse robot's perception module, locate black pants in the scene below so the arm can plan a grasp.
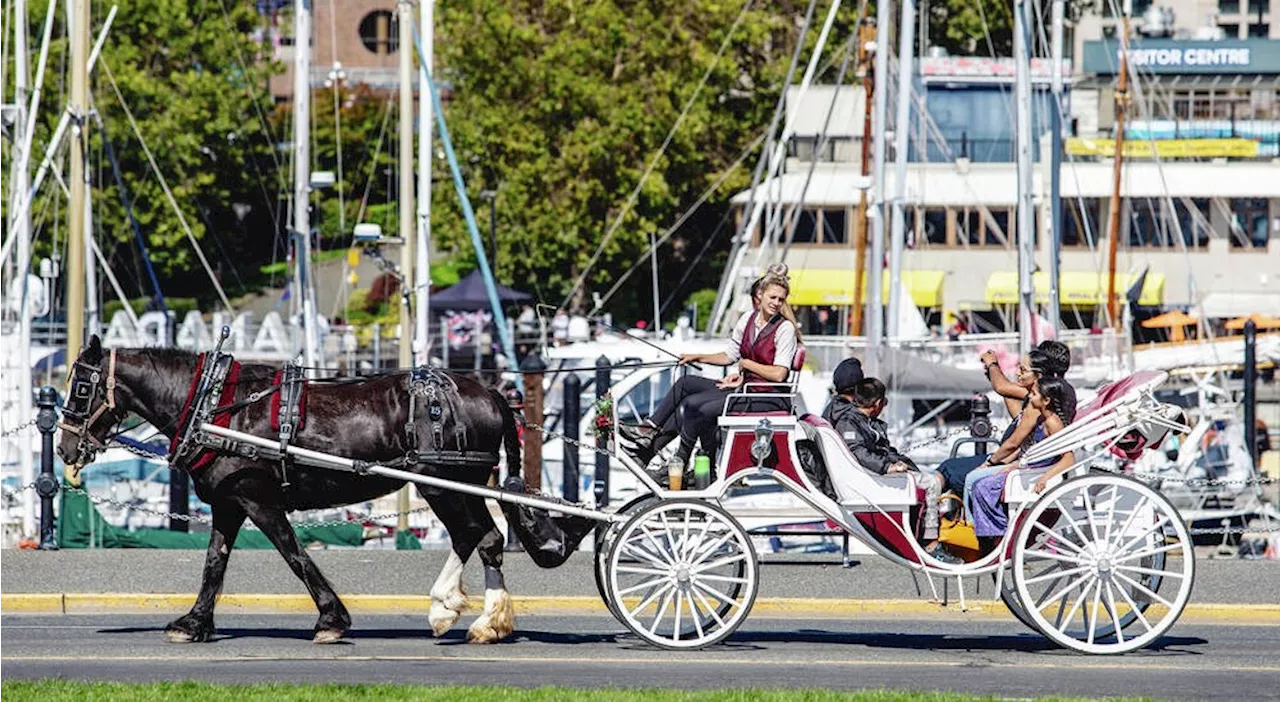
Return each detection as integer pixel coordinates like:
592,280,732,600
651,375,786,463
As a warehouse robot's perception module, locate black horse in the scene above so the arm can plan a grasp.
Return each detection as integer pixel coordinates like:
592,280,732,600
57,336,594,644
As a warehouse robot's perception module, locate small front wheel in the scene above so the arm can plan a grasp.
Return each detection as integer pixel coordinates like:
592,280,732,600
605,499,759,649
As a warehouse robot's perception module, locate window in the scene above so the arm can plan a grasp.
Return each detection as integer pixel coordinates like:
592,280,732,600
359,10,399,55
821,209,848,244
787,209,819,244
985,209,1011,247
1171,199,1211,248
1229,198,1270,249
1220,0,1241,13
1129,202,1162,247
1247,0,1269,14
923,208,948,246
1061,199,1100,247
1249,24,1270,38
959,209,982,246
1220,23,1240,38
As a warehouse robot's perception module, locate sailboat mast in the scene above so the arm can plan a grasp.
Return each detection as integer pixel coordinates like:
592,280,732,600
292,0,319,371
397,0,416,373
415,0,433,366
66,0,90,357
1014,0,1035,354
851,20,875,337
1047,0,1064,333
1106,13,1131,332
10,0,36,538
887,0,915,340
867,0,892,375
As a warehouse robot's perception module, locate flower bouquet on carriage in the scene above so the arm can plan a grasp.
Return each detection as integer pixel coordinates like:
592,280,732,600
593,392,614,448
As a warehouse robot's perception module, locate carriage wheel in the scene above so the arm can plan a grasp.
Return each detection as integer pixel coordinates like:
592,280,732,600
997,569,1040,634
606,499,758,649
1012,474,1194,654
594,495,657,621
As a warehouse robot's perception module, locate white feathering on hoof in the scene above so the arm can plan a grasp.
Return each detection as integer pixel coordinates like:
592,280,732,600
312,629,344,644
467,588,515,644
164,630,195,644
428,551,469,636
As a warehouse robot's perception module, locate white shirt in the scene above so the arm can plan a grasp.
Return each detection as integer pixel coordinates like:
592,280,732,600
725,311,798,369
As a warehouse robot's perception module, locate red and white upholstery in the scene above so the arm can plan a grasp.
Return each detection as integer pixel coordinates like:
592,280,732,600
797,415,920,511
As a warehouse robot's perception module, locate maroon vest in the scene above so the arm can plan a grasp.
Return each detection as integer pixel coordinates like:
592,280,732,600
739,312,784,390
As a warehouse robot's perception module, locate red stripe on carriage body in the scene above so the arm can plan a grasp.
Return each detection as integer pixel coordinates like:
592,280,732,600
855,512,923,564
268,370,308,432
722,430,804,486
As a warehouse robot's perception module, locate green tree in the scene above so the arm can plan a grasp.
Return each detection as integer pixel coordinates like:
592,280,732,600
429,0,864,320
5,0,282,304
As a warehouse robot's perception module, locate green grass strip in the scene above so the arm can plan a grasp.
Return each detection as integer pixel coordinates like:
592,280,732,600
0,681,1157,702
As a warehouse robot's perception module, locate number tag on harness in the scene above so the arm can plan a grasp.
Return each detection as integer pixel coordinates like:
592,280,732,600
429,400,443,422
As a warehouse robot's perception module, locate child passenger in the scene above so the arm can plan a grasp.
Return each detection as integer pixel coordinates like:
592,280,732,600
823,365,961,565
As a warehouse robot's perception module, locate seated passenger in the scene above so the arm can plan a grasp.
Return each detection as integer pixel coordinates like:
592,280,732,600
823,374,961,565
969,376,1078,543
619,264,800,474
937,346,1070,500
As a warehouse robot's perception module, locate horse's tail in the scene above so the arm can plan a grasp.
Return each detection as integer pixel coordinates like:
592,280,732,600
490,388,595,569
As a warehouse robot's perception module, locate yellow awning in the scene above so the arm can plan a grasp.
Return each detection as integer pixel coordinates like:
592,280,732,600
985,271,1165,307
789,269,946,308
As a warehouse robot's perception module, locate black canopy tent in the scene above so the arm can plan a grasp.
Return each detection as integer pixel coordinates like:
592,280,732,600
430,270,532,312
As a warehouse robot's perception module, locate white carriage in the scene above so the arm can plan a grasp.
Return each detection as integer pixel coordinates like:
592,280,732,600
590,367,1198,654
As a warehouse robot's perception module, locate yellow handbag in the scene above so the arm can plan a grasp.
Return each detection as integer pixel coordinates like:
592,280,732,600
938,493,982,562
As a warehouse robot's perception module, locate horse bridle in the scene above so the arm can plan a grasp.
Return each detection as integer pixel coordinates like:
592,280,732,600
59,348,122,466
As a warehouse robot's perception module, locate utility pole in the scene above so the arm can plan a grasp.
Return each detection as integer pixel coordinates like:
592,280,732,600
887,0,916,339
397,0,417,531
1047,0,1065,334
868,0,893,375
851,19,875,337
11,0,36,537
66,0,90,358
415,0,433,366
292,0,320,372
1014,0,1035,354
1106,9,1132,332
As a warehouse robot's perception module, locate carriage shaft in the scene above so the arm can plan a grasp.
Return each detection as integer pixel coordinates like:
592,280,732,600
199,424,618,523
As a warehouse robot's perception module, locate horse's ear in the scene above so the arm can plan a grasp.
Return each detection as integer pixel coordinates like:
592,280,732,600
83,334,103,360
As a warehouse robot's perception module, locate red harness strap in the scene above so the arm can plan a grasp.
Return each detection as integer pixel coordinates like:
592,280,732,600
174,353,242,473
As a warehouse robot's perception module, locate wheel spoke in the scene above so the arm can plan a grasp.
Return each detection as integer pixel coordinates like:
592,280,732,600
1026,564,1092,585
1107,495,1150,551
1114,515,1171,558
1115,541,1183,564
620,539,672,569
672,590,683,640
695,573,751,585
640,523,677,566
1101,484,1119,546
1081,487,1102,545
691,586,728,628
1023,548,1090,567
1102,580,1126,645
1115,563,1187,580
1086,580,1104,645
627,579,674,619
685,527,737,566
692,578,741,609
1057,578,1096,634
679,512,714,563
1052,498,1092,547
1030,520,1087,556
649,586,676,635
1037,569,1093,613
618,576,670,597
1113,570,1175,610
616,564,671,577
693,551,749,575
1112,576,1155,633
687,591,707,639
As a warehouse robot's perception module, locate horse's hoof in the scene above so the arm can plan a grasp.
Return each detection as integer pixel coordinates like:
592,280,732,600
165,629,196,644
466,618,500,644
312,629,346,644
429,602,461,637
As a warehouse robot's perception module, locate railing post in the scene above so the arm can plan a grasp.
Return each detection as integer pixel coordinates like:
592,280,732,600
563,373,582,502
35,387,60,550
594,355,612,507
520,354,546,492
1244,320,1258,470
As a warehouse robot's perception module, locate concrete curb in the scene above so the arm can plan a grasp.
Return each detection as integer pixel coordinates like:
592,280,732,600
4,593,1280,623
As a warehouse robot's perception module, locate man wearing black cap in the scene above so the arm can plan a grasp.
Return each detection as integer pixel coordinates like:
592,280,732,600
822,359,960,564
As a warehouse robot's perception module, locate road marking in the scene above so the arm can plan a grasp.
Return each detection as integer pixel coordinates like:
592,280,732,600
5,654,1280,674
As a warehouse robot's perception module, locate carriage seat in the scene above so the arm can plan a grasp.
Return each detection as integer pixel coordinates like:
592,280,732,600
723,347,806,418
797,414,920,510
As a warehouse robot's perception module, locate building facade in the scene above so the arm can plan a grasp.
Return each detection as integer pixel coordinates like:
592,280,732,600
725,9,1280,336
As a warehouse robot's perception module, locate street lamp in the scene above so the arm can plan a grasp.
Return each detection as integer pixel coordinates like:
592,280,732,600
480,189,498,271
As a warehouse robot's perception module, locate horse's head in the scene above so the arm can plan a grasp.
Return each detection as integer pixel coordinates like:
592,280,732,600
57,335,125,474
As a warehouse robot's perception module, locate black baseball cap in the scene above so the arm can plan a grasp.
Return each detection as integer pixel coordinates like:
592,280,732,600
833,358,865,394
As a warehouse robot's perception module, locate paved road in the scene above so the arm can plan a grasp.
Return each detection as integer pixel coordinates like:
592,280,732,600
5,550,1279,604
4,613,1279,700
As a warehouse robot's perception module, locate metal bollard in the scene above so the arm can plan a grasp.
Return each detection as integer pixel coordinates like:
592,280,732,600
562,373,581,502
520,354,546,492
594,355,612,507
1244,320,1258,469
35,387,60,550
